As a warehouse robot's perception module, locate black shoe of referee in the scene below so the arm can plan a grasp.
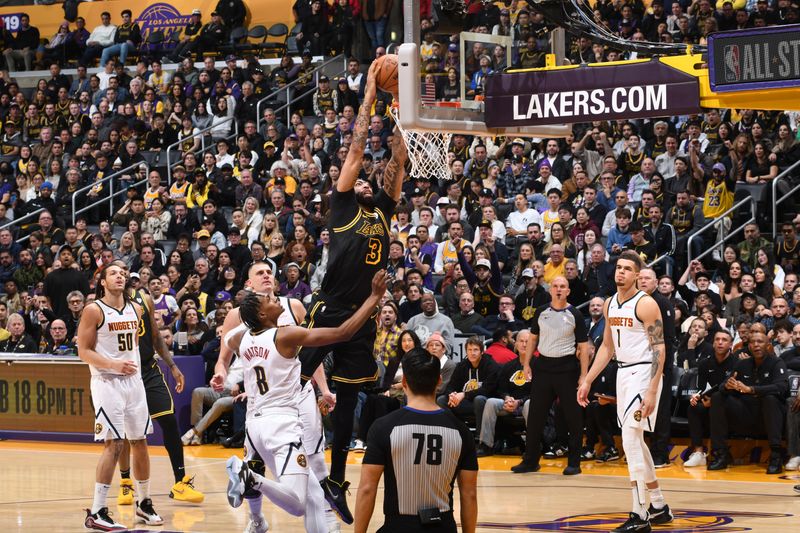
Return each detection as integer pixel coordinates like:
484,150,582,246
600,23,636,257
321,476,353,524
511,461,541,473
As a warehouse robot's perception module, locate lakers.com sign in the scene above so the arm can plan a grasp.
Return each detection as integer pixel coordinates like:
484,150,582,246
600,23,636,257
708,24,800,93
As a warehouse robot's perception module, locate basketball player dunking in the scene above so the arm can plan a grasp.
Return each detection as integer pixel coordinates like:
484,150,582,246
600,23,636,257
77,263,163,531
220,270,388,533
297,60,407,524
216,259,337,533
578,251,673,533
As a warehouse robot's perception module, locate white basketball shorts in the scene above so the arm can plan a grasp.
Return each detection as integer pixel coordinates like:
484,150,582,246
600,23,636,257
616,364,663,432
246,409,309,478
91,374,152,441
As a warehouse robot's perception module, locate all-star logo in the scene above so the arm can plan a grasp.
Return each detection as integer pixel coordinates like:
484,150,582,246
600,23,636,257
476,509,791,532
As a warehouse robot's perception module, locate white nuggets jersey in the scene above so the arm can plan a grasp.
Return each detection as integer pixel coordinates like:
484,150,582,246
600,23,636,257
239,327,301,412
608,291,650,365
91,300,140,377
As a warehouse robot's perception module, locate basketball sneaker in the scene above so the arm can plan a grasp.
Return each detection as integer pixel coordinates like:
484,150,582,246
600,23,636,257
647,504,674,525
683,451,707,467
84,507,126,531
182,428,201,446
226,455,255,508
611,512,651,532
135,498,163,526
596,446,620,463
170,474,205,503
244,514,270,533
351,439,366,452
786,456,800,470
320,476,353,524
117,479,134,505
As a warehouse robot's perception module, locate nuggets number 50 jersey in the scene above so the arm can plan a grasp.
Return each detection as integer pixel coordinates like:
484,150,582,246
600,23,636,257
238,327,301,413
91,300,140,377
608,291,650,365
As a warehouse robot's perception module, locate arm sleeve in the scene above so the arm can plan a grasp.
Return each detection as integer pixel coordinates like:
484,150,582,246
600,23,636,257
570,307,588,343
362,418,390,465
457,423,479,471
529,307,541,335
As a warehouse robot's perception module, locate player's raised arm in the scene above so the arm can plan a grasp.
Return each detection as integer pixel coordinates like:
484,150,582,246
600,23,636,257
383,126,408,202
637,295,666,419
77,303,137,375
212,309,243,389
276,270,388,355
578,298,613,406
338,62,379,193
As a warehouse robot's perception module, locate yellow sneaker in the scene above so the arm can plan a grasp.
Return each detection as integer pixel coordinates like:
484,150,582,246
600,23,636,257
117,479,134,506
170,475,205,503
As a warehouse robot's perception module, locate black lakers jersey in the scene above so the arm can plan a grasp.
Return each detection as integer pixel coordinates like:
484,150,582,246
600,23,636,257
131,289,155,365
321,187,396,307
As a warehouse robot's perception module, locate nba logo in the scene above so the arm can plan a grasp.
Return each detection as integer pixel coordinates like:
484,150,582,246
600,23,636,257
724,45,740,82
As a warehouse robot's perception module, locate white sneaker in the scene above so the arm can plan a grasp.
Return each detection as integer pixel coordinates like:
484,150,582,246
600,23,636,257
785,456,800,470
351,439,366,452
326,508,341,533
181,428,197,446
683,451,707,467
244,514,270,533
135,498,164,526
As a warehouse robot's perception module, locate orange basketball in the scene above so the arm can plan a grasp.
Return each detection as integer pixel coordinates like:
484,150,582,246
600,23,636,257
374,54,399,96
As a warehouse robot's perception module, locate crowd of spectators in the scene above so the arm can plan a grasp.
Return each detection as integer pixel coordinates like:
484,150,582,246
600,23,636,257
0,0,799,469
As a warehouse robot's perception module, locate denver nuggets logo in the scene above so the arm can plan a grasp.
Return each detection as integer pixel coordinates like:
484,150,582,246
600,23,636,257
478,509,791,531
297,454,307,468
95,423,103,434
633,410,642,422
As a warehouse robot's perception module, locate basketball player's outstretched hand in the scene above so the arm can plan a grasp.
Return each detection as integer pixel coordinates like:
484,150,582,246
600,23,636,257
114,360,138,376
371,269,389,297
576,381,590,408
364,61,379,103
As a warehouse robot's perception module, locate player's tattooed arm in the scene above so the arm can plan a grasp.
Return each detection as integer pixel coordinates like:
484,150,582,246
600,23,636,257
646,319,665,378
383,129,407,201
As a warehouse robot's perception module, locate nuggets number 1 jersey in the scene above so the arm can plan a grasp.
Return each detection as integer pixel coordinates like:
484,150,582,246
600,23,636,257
91,300,140,377
239,327,301,412
608,291,650,365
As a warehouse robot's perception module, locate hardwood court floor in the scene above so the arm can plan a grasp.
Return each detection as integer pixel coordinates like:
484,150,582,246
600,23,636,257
1,440,799,532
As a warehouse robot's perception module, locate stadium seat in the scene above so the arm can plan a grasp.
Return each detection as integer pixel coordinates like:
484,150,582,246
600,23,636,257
261,23,289,58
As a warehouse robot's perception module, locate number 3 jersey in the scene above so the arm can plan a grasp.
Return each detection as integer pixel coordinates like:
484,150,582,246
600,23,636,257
238,327,300,412
321,187,396,308
91,299,140,377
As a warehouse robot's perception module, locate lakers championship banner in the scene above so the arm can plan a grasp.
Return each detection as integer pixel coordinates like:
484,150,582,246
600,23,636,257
484,60,701,127
708,24,800,93
0,0,292,46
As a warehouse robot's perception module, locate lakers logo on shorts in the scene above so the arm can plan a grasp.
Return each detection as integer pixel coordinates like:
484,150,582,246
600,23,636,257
633,410,642,422
297,454,307,468
95,423,103,435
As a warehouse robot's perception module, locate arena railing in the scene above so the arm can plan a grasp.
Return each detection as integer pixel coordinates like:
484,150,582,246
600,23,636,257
165,117,238,185
72,161,150,225
687,195,757,265
772,159,800,240
3,207,45,245
255,54,347,132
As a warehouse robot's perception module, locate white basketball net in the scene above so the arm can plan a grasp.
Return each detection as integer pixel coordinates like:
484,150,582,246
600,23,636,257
390,105,453,182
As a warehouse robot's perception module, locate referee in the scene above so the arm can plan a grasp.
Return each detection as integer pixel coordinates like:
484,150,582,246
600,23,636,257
354,348,478,533
512,276,589,475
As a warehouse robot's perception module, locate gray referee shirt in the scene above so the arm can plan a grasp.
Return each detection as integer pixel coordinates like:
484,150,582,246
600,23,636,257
530,304,588,357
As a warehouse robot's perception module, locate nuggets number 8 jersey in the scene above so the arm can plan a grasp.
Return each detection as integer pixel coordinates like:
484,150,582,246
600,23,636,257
608,291,650,365
238,327,301,412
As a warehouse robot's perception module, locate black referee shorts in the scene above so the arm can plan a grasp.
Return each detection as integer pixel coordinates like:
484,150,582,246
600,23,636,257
299,293,379,384
141,361,174,419
379,512,457,533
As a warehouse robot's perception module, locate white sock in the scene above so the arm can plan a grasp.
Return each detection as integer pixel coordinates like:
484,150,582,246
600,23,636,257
649,486,665,510
631,484,647,520
136,479,150,501
91,482,111,514
247,495,263,519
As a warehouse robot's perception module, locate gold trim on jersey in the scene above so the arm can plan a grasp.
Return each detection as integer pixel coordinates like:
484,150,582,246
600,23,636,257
331,367,380,384
149,361,175,419
333,208,365,233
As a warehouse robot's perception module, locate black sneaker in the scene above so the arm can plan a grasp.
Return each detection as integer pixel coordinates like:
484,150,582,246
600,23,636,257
320,476,353,525
511,461,541,473
647,504,674,525
653,456,671,469
562,465,581,475
767,453,783,475
580,446,596,461
794,484,800,494
596,446,621,462
84,507,126,531
611,512,652,532
135,498,164,526
544,444,567,458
